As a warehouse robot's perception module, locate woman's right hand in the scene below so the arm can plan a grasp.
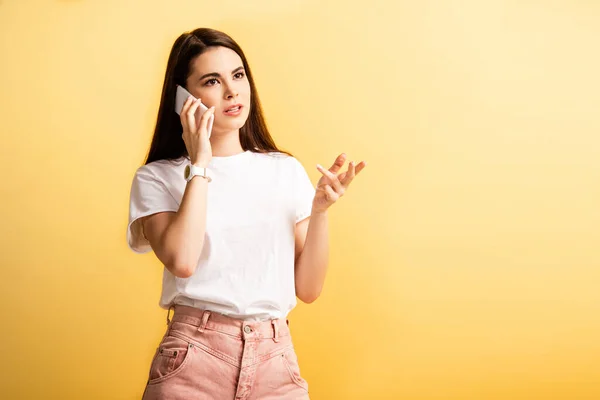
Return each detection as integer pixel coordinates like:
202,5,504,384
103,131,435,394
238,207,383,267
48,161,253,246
181,96,215,167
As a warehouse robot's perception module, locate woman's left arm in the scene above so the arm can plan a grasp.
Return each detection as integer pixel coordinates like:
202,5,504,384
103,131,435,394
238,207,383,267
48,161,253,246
294,154,367,303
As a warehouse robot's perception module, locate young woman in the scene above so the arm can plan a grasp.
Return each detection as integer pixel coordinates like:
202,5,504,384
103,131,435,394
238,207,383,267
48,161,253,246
127,27,366,400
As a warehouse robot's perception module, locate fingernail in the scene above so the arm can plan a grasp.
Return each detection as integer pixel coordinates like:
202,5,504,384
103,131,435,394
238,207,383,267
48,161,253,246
316,164,323,169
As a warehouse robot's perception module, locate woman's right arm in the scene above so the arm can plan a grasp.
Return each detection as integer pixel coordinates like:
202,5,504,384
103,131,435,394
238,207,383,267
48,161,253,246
141,174,209,278
140,94,215,278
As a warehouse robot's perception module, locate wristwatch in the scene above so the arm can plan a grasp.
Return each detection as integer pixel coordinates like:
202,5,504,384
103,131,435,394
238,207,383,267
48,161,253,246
184,164,212,182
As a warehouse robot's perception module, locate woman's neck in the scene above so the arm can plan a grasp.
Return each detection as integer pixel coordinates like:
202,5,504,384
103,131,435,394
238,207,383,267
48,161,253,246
209,129,245,157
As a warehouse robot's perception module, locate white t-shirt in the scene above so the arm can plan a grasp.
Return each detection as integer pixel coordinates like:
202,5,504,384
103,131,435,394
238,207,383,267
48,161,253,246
127,150,316,321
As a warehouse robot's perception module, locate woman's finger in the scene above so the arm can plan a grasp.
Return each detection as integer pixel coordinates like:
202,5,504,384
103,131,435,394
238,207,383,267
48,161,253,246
328,153,346,174
340,161,356,186
316,164,335,180
197,106,215,135
343,161,367,178
316,164,344,195
181,95,195,115
354,161,367,175
180,96,195,132
186,99,202,133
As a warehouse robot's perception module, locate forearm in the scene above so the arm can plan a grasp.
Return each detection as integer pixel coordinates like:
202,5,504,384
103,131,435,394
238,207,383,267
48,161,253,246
295,211,329,303
163,176,209,276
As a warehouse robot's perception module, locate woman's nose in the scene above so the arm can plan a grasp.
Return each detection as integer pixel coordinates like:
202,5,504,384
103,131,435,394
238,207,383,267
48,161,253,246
224,83,239,99
226,90,238,99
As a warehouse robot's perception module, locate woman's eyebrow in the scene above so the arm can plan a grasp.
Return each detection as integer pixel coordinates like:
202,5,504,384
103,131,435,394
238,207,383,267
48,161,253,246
199,66,244,81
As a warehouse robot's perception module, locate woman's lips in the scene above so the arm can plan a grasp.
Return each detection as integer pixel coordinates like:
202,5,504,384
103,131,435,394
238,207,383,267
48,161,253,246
223,105,243,116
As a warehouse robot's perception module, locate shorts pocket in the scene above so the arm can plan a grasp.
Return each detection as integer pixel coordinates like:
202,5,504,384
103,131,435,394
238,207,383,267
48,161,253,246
281,347,309,392
147,335,194,385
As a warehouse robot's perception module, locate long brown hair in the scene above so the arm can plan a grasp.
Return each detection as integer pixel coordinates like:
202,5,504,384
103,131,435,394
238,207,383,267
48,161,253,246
144,28,290,165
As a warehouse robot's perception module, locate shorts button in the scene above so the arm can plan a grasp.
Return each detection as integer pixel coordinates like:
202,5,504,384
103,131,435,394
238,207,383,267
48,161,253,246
244,325,252,334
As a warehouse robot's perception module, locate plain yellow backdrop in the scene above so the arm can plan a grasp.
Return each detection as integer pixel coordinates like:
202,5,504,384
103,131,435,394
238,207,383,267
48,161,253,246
1,0,599,399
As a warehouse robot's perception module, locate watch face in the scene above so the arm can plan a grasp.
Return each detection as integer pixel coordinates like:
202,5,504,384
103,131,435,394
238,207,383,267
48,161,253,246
184,165,190,179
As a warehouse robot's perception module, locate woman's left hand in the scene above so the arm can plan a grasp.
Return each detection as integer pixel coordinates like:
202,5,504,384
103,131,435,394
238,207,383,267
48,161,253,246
312,153,367,214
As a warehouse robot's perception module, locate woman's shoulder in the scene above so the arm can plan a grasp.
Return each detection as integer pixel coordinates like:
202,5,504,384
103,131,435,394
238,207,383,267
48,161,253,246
254,150,288,158
254,151,305,169
254,150,304,162
134,157,186,180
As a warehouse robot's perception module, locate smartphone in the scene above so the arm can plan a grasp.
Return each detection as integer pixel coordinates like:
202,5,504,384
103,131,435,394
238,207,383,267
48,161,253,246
175,84,213,138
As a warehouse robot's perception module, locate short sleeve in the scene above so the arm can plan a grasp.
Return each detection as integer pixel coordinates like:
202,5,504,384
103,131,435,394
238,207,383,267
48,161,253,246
291,157,316,223
127,167,179,254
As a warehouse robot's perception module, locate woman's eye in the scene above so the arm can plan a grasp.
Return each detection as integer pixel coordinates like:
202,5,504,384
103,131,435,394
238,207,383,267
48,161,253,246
234,72,245,79
205,78,218,86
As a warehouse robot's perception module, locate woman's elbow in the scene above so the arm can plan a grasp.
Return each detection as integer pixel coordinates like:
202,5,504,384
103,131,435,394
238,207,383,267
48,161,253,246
166,260,196,278
164,243,203,279
297,288,321,304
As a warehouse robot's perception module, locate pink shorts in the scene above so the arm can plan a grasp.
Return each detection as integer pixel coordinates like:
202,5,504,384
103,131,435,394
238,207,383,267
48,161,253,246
141,305,310,400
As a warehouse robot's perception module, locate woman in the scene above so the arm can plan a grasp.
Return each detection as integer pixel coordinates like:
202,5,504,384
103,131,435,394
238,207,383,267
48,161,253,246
127,27,366,400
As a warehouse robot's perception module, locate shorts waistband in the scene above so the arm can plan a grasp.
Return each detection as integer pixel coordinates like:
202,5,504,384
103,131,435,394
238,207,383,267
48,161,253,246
168,304,290,341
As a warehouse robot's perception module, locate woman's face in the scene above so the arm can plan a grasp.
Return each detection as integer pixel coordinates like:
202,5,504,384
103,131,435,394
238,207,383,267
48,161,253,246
185,46,251,135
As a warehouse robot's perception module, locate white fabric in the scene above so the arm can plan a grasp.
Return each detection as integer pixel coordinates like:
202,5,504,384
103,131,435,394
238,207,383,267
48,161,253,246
126,150,316,320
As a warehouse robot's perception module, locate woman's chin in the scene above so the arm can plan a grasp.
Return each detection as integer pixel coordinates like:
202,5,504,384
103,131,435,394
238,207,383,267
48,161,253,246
212,122,246,134
210,125,243,136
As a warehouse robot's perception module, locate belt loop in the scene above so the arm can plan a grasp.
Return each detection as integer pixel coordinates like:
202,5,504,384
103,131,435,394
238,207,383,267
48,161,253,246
166,305,175,325
198,310,210,334
272,319,280,343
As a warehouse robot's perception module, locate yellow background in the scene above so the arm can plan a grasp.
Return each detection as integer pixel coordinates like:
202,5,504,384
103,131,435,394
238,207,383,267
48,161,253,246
1,0,599,399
